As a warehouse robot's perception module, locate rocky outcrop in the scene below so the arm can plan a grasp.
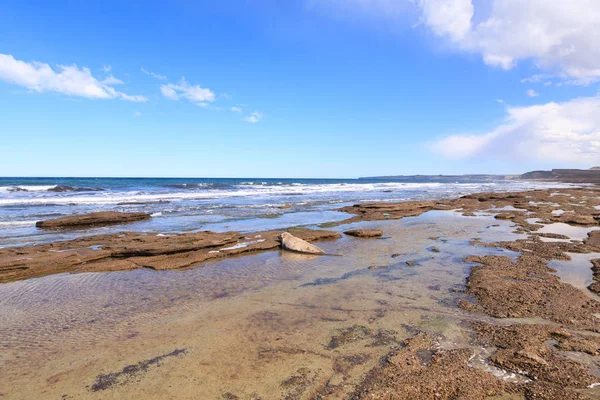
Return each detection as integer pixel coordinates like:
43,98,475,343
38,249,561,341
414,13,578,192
338,201,450,222
0,228,341,283
279,232,326,254
343,229,383,238
36,212,152,229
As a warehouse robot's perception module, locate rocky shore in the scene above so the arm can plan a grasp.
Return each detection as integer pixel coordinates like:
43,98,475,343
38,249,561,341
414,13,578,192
347,187,600,399
5,187,600,398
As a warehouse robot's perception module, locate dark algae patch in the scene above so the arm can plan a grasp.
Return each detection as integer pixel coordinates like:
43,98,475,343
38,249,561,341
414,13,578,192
90,348,187,391
280,367,318,400
326,325,398,350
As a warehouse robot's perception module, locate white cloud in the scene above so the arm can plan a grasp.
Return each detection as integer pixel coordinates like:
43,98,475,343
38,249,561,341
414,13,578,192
102,65,111,73
416,0,600,84
417,0,473,42
526,89,539,97
134,111,142,117
431,96,600,166
244,112,263,123
0,53,147,102
231,106,242,112
160,85,178,100
160,78,215,106
316,0,600,84
141,67,167,81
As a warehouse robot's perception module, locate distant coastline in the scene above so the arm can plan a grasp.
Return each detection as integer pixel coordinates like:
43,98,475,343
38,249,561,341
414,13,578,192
362,167,600,184
359,174,520,182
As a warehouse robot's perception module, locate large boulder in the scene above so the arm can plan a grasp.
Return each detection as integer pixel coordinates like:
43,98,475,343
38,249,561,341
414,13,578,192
279,232,325,255
36,211,151,229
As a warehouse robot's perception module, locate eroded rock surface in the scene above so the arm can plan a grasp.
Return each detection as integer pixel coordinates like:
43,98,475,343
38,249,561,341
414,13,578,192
352,333,508,400
460,254,600,331
36,211,151,229
343,229,383,238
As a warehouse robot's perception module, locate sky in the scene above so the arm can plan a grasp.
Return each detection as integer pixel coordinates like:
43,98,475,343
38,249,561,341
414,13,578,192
1,0,599,178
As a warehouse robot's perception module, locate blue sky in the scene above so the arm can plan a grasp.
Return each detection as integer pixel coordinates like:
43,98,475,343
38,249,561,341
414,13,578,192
1,0,599,178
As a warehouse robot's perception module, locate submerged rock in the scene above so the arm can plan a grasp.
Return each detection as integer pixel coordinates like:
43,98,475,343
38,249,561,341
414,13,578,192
36,211,151,229
344,229,383,238
279,232,325,255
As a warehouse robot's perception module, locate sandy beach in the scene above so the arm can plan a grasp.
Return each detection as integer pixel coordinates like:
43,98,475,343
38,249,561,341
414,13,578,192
2,187,600,399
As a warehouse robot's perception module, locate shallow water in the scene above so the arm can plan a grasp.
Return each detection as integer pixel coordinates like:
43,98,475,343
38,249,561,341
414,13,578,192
550,253,600,298
0,211,592,399
537,223,600,241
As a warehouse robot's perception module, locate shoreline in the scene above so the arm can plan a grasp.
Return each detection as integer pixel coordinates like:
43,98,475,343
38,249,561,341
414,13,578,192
3,186,600,398
3,186,600,284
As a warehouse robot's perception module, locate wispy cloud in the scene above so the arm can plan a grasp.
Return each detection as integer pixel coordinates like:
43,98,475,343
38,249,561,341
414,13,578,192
102,65,111,73
231,106,242,112
244,112,263,123
526,89,539,97
134,111,142,117
0,53,147,102
160,78,215,106
141,67,167,81
431,96,600,166
101,75,124,85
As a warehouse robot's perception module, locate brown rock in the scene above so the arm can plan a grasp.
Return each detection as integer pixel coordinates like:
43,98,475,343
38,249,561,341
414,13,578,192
36,212,151,229
461,253,600,331
351,333,508,400
585,231,600,247
343,229,383,238
0,228,341,283
552,212,597,226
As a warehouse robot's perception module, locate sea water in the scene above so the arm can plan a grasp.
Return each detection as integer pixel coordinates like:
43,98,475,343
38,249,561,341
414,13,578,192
0,176,574,247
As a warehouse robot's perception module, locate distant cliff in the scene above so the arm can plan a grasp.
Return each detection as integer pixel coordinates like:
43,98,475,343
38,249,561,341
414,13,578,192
520,169,600,184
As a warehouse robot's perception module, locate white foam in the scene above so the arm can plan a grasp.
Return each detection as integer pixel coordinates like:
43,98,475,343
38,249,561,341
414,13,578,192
0,185,56,192
0,220,38,227
0,180,577,207
220,239,266,251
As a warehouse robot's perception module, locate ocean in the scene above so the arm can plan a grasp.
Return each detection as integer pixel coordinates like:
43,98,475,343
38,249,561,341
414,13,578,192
0,177,573,247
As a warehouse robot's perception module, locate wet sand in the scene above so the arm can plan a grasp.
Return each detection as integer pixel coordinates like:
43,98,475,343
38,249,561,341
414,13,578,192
3,188,600,399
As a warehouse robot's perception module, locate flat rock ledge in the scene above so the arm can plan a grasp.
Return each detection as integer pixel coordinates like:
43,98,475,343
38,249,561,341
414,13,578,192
343,229,383,238
36,211,152,229
0,228,341,283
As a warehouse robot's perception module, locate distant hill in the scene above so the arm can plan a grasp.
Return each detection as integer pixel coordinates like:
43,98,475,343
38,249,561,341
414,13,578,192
520,169,600,184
